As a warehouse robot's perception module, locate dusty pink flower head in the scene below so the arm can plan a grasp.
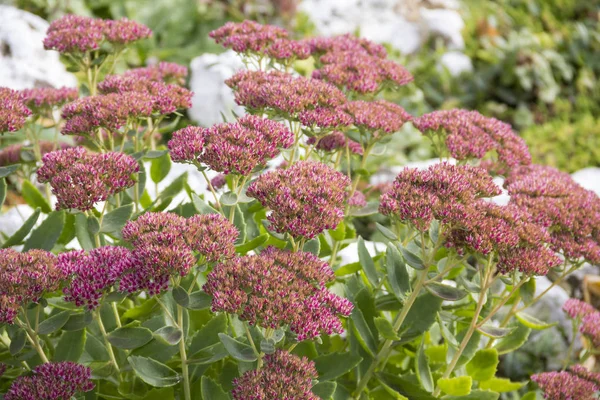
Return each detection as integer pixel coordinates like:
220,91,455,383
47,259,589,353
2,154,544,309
348,190,367,208
0,87,31,132
569,365,600,386
306,34,387,58
168,126,207,163
37,147,139,211
185,214,238,262
413,109,531,172
265,38,311,61
306,131,363,155
232,350,319,400
124,62,188,85
43,15,106,53
247,161,350,239
563,298,597,319
204,248,352,340
581,312,600,347
505,165,600,264
58,246,136,310
298,107,353,129
103,18,152,44
210,20,288,53
0,141,70,167
532,369,599,400
209,174,227,190
20,87,78,111
226,70,347,116
345,100,413,136
0,249,61,323
5,362,94,400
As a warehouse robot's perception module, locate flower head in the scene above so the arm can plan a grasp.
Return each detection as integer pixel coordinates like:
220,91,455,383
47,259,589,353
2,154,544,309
20,87,78,112
168,126,207,163
1,87,31,132
581,312,600,347
563,298,597,319
344,100,412,136
531,369,599,400
209,174,227,190
298,107,353,129
248,161,350,239
5,362,94,400
265,38,311,61
186,214,238,262
37,147,139,211
124,62,188,86
306,131,363,155
204,248,351,340
306,34,387,58
103,18,152,44
232,350,318,400
0,141,70,167
210,20,288,53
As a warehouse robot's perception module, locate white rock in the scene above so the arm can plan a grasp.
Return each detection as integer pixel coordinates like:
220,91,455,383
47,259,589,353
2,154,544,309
439,51,473,76
420,8,465,50
571,167,600,196
188,50,245,127
0,5,77,89
338,240,381,266
0,204,35,238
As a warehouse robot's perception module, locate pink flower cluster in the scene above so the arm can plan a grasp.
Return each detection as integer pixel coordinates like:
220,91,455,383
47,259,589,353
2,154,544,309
37,147,139,211
0,87,31,132
232,350,318,400
124,62,188,86
563,298,597,319
0,141,70,167
121,212,237,295
43,15,151,53
5,362,94,400
247,161,350,239
20,87,78,111
345,100,413,136
563,298,600,348
307,34,388,59
169,115,294,175
209,20,288,53
413,109,531,172
0,249,62,323
505,165,600,264
532,366,600,400
298,107,353,129
306,131,363,155
204,247,352,340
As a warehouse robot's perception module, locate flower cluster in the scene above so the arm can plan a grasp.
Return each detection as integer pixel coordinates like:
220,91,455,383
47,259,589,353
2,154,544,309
413,109,531,172
37,147,139,211
209,20,288,53
505,165,600,264
20,87,78,112
248,161,350,239
265,38,311,61
563,298,600,348
43,14,151,54
306,131,363,155
204,248,352,340
169,115,294,175
307,34,388,59
563,298,597,319
124,62,188,86
0,249,61,323
0,87,31,132
121,212,237,294
344,100,413,136
232,350,319,400
532,366,600,400
58,246,135,310
5,362,94,400
0,141,70,167
298,107,353,130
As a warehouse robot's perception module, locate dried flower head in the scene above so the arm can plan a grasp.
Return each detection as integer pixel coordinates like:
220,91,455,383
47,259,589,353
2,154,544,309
0,249,61,323
232,350,319,400
20,87,78,111
531,369,599,400
210,20,288,53
344,100,413,136
124,62,188,86
5,362,94,400
37,147,139,211
185,214,238,262
204,248,351,340
306,131,363,155
248,161,350,239
1,87,31,132
563,298,597,319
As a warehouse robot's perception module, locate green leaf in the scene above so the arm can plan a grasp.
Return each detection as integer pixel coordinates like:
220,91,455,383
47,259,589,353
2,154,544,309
398,293,443,343
100,204,134,234
150,152,171,184
87,215,100,236
1,208,41,248
153,326,182,346
437,377,472,396
9,329,26,355
304,238,321,256
494,323,531,355
377,373,437,400
192,193,219,214
108,327,154,349
201,376,230,400
351,307,378,357
0,164,19,178
314,352,362,381
187,291,212,310
21,180,51,213
329,221,346,241
122,298,157,321
442,390,500,400
157,173,186,205
466,349,499,382
218,333,257,362
374,317,400,340
189,314,228,356
399,245,425,270
235,234,268,255
172,286,189,308
231,205,246,244
386,244,410,300
376,222,398,241
479,378,524,393
75,212,94,251
477,325,514,338
357,237,378,287
425,282,467,301
128,356,181,387
23,210,65,251
62,312,93,331
0,178,6,209
416,337,434,392
220,192,238,206
38,310,70,335
55,329,86,361
515,312,557,330
312,382,337,399
519,278,536,304
350,201,379,217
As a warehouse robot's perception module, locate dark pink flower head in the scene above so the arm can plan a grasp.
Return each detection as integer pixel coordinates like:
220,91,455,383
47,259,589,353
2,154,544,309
413,109,531,172
186,214,238,262
168,126,207,163
103,18,152,44
247,161,351,239
345,100,413,136
348,190,367,208
298,107,353,129
306,34,387,58
569,365,600,386
209,174,227,190
20,87,78,111
98,75,192,114
563,298,597,319
265,38,311,61
532,369,599,400
232,350,318,400
5,362,94,400
0,249,61,324
37,147,139,211
58,246,135,310
209,20,288,53
0,141,70,167
0,87,31,132
204,248,351,340
505,165,600,264
581,312,600,347
43,15,106,53
306,131,363,155
124,62,188,86
226,70,347,116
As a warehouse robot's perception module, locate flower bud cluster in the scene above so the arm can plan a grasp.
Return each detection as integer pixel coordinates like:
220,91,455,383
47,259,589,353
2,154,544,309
20,87,78,112
563,298,600,348
232,350,318,400
209,20,288,53
0,141,70,166
532,366,600,400
344,100,413,136
247,161,350,239
124,62,188,86
204,247,352,340
37,147,139,211
306,131,363,155
0,87,31,133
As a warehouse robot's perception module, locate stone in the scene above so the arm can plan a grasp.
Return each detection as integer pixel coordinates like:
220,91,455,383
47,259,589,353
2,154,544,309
571,167,600,196
439,51,473,76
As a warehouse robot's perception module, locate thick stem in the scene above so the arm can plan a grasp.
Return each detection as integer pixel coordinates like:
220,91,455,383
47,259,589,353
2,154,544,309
111,302,122,328
244,323,263,369
177,304,191,400
94,312,120,374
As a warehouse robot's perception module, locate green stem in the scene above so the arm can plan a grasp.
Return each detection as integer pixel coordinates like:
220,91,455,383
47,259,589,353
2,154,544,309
244,323,263,369
94,312,120,374
177,304,191,400
111,302,122,328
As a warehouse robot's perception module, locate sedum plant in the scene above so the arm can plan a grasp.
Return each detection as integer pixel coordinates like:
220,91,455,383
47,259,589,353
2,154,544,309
0,15,599,400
